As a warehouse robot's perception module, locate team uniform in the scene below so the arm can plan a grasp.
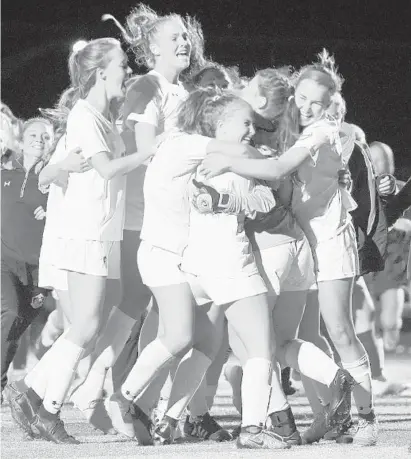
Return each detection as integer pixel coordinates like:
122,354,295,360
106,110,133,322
38,135,69,291
181,171,276,306
291,118,359,281
53,99,125,278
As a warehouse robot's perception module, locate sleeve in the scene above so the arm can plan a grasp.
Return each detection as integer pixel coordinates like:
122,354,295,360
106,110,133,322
168,133,212,177
123,76,161,128
47,136,67,165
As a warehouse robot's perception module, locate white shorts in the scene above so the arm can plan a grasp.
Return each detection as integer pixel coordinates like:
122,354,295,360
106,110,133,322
185,273,267,306
313,223,359,282
254,238,315,295
137,240,186,287
54,238,121,278
39,236,68,290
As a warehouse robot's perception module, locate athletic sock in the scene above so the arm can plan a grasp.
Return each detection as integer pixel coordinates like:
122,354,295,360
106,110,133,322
121,338,174,401
342,354,374,415
165,349,212,421
266,361,289,416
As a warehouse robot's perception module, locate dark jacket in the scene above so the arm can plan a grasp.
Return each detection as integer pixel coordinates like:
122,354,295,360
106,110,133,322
385,177,411,227
1,158,47,266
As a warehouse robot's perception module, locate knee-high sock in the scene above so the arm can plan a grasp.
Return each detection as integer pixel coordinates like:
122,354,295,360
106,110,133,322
283,340,339,387
42,338,84,414
136,360,178,416
266,361,289,416
25,331,69,399
342,354,374,415
188,377,210,417
70,307,135,409
138,305,159,354
121,338,174,400
165,349,211,421
242,358,274,427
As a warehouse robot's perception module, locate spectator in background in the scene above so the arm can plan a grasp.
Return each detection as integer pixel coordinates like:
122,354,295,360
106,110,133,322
1,117,54,398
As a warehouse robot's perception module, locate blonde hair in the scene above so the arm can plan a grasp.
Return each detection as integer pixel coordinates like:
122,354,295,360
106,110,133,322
176,87,249,137
68,38,121,98
103,4,205,81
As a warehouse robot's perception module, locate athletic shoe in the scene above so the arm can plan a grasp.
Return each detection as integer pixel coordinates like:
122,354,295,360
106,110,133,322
31,410,80,444
327,369,355,429
132,402,154,446
76,398,116,435
237,425,291,449
152,415,178,445
301,411,329,444
337,412,378,446
268,407,302,445
183,413,232,442
107,391,135,438
323,416,353,443
8,384,41,438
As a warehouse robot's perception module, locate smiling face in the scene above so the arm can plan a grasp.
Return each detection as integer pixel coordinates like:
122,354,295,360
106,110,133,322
215,100,255,146
198,68,229,89
102,46,131,101
294,78,331,127
153,18,192,72
21,121,53,159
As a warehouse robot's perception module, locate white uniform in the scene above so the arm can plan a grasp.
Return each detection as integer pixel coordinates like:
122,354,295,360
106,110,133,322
38,136,69,290
137,131,212,287
181,171,276,306
291,117,359,281
121,71,188,232
54,99,126,277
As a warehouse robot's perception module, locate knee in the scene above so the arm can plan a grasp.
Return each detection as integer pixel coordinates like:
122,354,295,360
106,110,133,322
161,331,194,357
71,317,102,347
327,324,355,348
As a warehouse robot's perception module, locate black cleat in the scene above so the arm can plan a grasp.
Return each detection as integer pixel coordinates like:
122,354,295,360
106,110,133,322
327,369,355,429
184,412,232,442
31,410,80,444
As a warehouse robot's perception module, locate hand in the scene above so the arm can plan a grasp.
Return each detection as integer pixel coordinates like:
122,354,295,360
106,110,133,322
192,179,221,213
199,154,231,179
338,168,352,189
61,148,91,173
376,174,396,196
33,206,46,220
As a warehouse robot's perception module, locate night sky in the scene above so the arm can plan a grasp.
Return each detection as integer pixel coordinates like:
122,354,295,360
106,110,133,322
2,0,411,177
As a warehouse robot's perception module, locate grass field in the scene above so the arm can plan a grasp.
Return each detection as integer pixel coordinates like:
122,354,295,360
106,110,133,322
2,336,411,459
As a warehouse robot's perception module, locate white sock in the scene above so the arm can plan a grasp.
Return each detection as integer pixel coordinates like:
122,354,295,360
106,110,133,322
136,360,178,415
71,307,135,408
165,349,212,421
43,338,84,414
205,384,218,411
26,331,69,398
285,340,339,387
242,358,273,427
121,338,174,401
188,377,209,417
266,361,289,416
342,354,374,415
138,304,159,354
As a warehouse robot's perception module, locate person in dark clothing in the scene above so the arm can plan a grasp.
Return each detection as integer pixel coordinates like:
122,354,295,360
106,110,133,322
1,117,53,395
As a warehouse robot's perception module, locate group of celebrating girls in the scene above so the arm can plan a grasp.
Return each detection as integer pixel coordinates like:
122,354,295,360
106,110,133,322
3,2,411,451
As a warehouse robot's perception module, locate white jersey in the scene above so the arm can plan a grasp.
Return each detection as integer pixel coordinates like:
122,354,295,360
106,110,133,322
291,117,357,246
121,71,188,231
56,99,126,241
140,130,211,256
181,171,276,278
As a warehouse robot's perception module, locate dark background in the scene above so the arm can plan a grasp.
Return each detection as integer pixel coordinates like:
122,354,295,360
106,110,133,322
2,0,411,178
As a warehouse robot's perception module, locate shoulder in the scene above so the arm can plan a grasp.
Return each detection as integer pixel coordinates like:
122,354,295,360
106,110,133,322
125,74,162,105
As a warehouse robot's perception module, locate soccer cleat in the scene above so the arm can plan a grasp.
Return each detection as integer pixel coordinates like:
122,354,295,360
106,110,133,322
327,369,355,429
76,398,117,435
183,413,232,442
132,402,154,446
152,415,178,445
268,407,302,445
336,413,378,446
301,411,329,444
237,425,291,449
8,384,41,438
31,411,80,444
107,391,135,438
